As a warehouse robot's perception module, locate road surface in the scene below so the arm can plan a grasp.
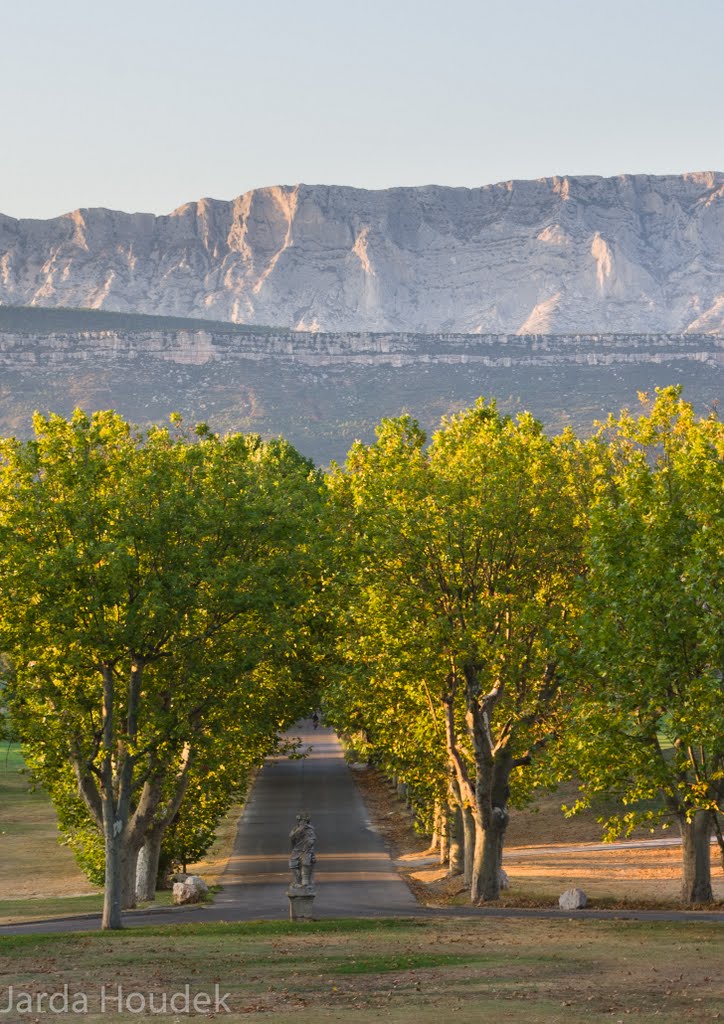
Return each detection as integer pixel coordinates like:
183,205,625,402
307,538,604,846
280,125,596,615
213,722,418,918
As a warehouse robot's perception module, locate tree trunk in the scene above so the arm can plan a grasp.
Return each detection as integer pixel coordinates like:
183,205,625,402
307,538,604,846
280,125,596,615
100,664,125,930
136,829,164,902
102,814,123,930
446,776,464,877
121,845,140,909
440,681,482,893
469,819,485,902
429,800,441,853
129,742,194,903
480,808,507,901
679,809,713,904
447,801,464,877
462,806,475,888
470,744,512,903
438,805,450,865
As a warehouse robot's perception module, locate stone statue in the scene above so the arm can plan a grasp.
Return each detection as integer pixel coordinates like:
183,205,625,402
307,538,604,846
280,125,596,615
289,812,316,888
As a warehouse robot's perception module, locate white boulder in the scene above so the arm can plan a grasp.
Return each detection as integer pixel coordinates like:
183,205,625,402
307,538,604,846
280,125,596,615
558,887,587,910
173,875,209,905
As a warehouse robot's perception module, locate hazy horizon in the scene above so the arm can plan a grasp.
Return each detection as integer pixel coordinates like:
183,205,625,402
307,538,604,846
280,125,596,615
3,0,723,221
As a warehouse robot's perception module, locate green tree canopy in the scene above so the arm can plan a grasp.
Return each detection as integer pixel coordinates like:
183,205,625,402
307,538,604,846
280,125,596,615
569,388,724,903
0,410,323,927
326,400,588,901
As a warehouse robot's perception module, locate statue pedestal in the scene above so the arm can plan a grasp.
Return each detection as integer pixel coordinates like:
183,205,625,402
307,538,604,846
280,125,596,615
287,885,316,921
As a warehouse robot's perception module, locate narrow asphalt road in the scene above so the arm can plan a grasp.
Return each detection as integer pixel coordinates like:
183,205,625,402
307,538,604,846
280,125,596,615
0,723,721,935
213,722,419,919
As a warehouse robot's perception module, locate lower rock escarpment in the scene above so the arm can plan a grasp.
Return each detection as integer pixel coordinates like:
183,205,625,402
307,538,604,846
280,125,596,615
1,312,721,465
0,328,722,369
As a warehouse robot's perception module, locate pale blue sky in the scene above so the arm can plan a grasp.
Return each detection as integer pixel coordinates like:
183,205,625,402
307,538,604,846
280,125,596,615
3,0,723,219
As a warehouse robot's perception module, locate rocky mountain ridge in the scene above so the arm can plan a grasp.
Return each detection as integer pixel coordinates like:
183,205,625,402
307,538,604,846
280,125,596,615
1,173,723,334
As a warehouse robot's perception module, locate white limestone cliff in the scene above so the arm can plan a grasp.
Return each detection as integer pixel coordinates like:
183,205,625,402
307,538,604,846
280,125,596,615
1,173,722,334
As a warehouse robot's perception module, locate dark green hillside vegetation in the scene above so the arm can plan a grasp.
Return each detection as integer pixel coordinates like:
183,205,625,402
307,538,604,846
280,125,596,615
0,305,720,464
0,304,281,335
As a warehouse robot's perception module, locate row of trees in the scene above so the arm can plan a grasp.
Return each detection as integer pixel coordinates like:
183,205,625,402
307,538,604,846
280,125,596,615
0,411,324,928
0,388,720,926
322,389,723,905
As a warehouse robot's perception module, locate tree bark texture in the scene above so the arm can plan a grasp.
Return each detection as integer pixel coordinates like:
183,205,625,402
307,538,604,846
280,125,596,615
121,846,140,909
429,800,441,854
462,806,475,888
447,781,464,877
98,660,145,926
136,831,164,903
101,797,123,930
478,749,513,901
679,809,713,904
481,808,507,901
462,662,516,903
438,806,450,865
100,664,123,930
469,821,486,902
442,688,485,900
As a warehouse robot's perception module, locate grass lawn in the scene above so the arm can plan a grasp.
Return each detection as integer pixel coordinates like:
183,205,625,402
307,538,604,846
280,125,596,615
0,744,101,911
0,916,721,1023
0,744,240,923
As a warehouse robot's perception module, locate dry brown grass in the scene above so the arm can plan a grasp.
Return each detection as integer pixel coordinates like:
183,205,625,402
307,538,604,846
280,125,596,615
353,765,724,909
1,917,721,1024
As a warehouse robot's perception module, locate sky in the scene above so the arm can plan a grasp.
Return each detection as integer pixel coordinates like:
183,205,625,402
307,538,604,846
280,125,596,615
3,0,723,220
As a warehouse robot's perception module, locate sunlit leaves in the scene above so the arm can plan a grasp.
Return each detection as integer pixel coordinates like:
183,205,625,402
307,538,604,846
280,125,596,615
571,388,724,840
0,410,324,889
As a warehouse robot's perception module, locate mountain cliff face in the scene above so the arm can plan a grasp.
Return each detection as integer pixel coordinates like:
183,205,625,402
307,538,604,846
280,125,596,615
1,173,723,334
